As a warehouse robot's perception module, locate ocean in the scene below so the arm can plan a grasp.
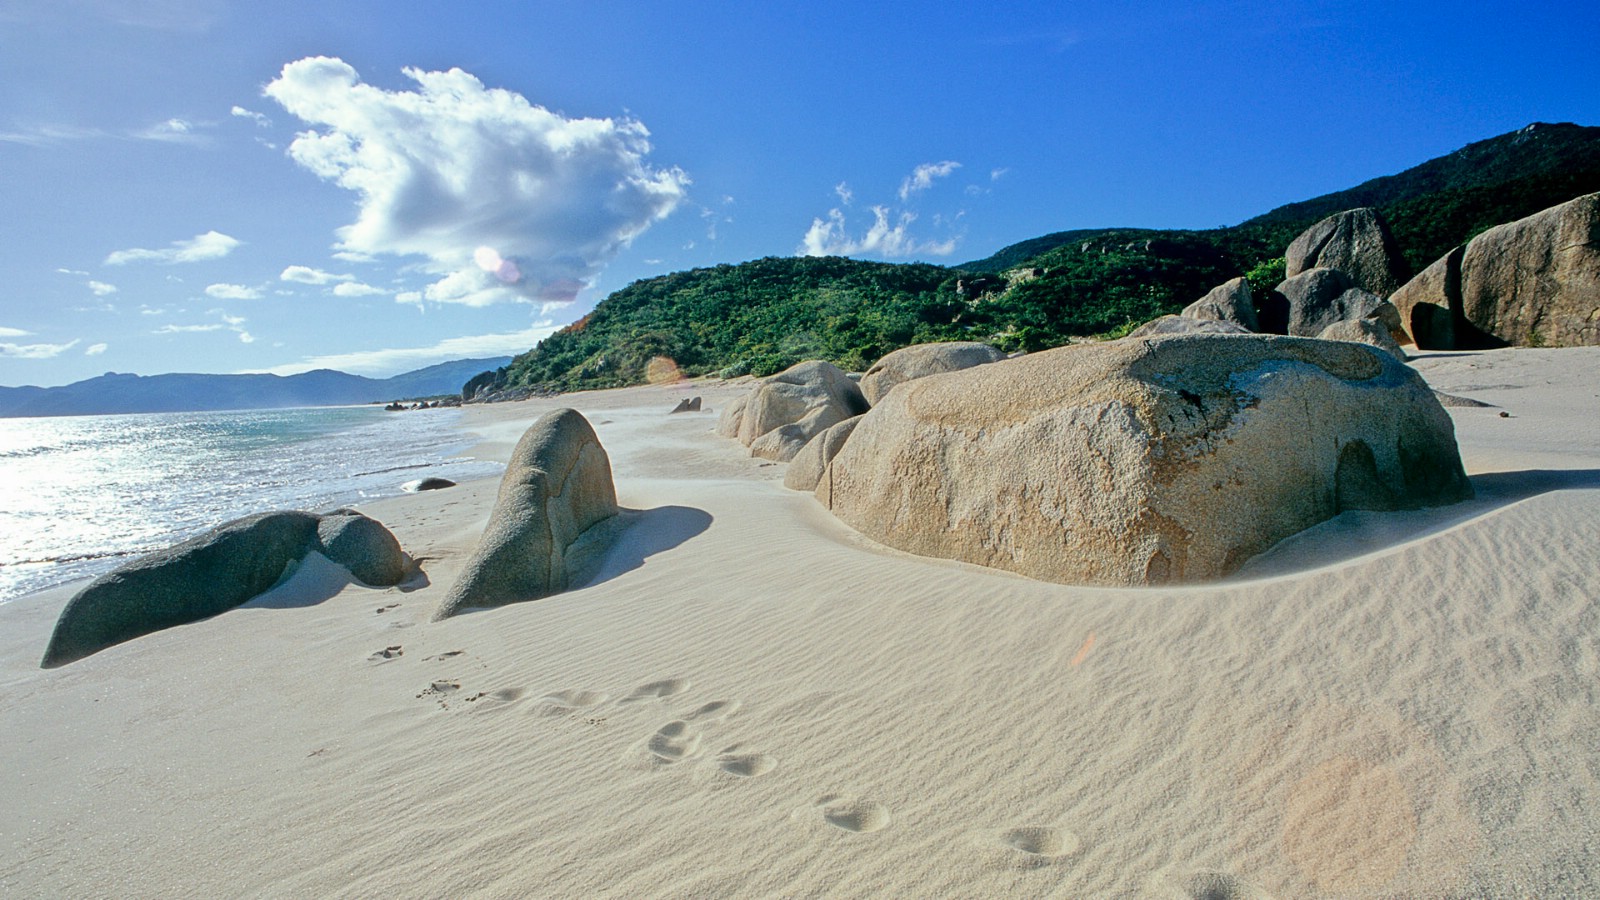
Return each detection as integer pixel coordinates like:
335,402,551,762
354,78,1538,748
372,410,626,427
0,405,503,604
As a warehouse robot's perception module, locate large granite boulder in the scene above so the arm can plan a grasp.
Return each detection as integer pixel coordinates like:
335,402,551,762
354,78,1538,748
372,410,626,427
717,360,869,462
41,509,406,668
1127,315,1251,338
1286,207,1409,297
434,408,618,620
1387,192,1600,348
859,342,1006,406
1317,318,1407,361
819,335,1471,587
1276,268,1404,339
784,415,863,492
1182,276,1258,331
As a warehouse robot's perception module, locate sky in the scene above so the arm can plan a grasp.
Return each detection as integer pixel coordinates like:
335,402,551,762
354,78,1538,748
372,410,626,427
2,0,1597,387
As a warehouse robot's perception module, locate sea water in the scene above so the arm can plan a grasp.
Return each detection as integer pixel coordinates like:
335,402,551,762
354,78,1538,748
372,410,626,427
0,405,504,604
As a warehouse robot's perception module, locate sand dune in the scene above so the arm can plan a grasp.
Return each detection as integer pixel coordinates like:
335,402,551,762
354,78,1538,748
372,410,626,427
3,349,1598,897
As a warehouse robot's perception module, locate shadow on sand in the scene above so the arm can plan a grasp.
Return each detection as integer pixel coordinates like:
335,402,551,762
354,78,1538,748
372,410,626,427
570,505,714,592
1233,467,1600,580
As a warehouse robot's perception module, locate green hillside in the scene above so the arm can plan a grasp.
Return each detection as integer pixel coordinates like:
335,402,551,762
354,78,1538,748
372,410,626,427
495,122,1600,394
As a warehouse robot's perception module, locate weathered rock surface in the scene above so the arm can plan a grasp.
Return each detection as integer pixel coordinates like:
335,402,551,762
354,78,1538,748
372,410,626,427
435,408,618,620
718,361,869,462
1459,191,1600,347
1127,315,1251,338
1388,247,1462,348
1277,268,1404,338
820,335,1471,587
41,509,406,668
1317,318,1408,361
784,415,863,492
1285,207,1409,297
1182,277,1258,331
859,342,1006,406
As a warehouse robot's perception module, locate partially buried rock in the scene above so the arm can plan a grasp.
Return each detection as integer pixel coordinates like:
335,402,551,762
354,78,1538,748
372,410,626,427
41,509,406,668
784,415,862,492
1181,276,1258,331
434,408,618,620
669,396,702,414
716,360,868,462
404,476,457,492
1317,317,1407,361
820,335,1471,587
859,341,1006,406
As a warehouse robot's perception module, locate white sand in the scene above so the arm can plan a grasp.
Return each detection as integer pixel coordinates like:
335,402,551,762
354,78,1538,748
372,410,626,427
3,350,1598,898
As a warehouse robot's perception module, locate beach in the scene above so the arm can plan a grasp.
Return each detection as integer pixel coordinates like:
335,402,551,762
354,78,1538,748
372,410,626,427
3,347,1598,897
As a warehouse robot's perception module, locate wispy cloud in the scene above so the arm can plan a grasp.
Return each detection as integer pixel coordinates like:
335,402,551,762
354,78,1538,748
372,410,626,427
85,343,108,356
898,161,961,201
264,56,688,309
0,117,211,147
153,309,253,343
256,325,559,377
231,106,271,127
1,338,80,359
0,326,33,338
106,230,240,265
800,206,959,258
204,283,262,300
279,265,353,285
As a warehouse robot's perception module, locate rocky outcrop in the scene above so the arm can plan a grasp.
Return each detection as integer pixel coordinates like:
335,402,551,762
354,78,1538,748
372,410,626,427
434,408,618,620
819,335,1470,587
669,396,702,414
859,342,1006,405
1388,193,1600,348
1182,277,1258,331
1317,318,1407,361
41,509,407,668
784,415,863,492
1285,207,1409,297
717,361,869,462
1127,316,1251,338
1276,268,1404,339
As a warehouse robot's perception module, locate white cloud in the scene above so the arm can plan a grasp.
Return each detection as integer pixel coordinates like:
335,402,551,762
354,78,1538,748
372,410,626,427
800,206,958,259
135,117,205,144
898,161,961,201
106,230,241,265
85,342,108,356
264,56,689,308
55,268,90,276
204,283,262,300
331,281,388,298
2,339,79,358
231,106,271,127
256,325,559,377
279,265,353,285
835,182,854,205
0,326,31,337
238,331,255,344
155,323,225,334
87,280,118,296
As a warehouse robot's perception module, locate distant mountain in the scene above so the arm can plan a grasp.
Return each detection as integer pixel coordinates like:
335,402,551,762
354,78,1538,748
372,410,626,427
0,357,512,418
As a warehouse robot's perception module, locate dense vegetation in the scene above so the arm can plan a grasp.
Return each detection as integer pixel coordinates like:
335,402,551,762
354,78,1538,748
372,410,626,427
493,122,1600,393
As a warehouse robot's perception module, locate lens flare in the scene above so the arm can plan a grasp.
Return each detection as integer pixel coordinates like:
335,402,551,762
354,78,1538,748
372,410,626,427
473,247,522,283
646,356,684,384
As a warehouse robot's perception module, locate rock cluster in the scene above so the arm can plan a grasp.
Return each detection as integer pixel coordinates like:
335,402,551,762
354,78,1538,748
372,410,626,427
1285,207,1409,297
717,360,869,462
434,408,618,620
41,508,407,668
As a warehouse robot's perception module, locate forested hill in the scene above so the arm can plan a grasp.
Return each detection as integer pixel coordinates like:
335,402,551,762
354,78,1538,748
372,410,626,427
496,122,1600,394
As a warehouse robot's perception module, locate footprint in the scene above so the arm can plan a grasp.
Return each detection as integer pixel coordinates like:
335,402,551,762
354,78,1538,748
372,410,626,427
536,689,609,710
623,677,691,702
686,699,742,722
999,826,1080,858
489,687,526,702
425,650,464,661
375,603,399,614
818,796,891,833
368,645,403,661
716,751,776,777
1152,871,1275,900
646,721,702,762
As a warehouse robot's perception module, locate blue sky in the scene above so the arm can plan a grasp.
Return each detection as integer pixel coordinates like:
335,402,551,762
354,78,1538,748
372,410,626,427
2,0,1596,387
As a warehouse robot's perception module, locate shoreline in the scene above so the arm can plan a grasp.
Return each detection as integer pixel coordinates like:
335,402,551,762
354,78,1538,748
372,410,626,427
4,350,1599,896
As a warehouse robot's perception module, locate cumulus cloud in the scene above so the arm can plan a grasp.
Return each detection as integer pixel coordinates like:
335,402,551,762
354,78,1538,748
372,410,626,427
279,265,352,285
255,324,560,377
800,206,959,258
106,230,241,265
2,339,79,358
331,281,388,298
85,342,108,356
264,56,689,308
204,283,262,300
898,160,961,201
87,280,118,296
